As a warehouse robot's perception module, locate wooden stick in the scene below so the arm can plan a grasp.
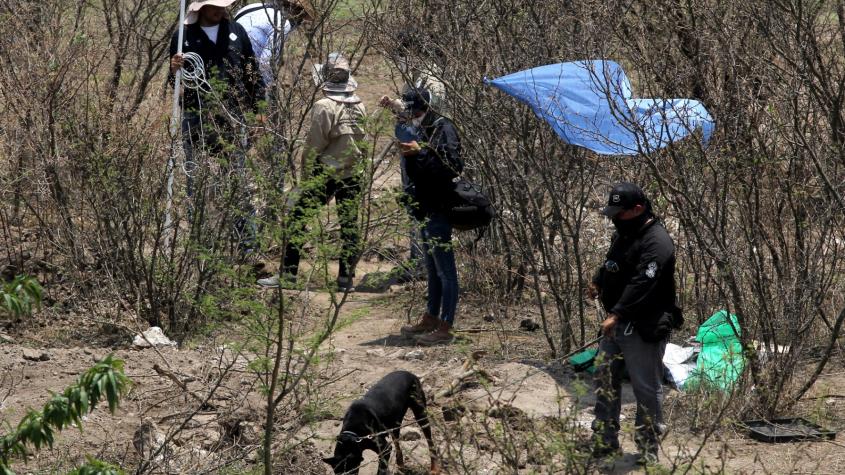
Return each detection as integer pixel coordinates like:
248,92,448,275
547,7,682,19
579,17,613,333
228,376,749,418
153,364,214,409
436,369,478,399
436,350,493,398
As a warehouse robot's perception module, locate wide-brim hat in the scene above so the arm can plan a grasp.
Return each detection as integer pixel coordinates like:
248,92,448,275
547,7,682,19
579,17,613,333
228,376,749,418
184,0,235,25
323,91,362,104
311,53,358,94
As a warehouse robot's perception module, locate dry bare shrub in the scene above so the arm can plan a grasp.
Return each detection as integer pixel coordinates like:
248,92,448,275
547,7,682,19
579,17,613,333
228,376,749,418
367,0,845,407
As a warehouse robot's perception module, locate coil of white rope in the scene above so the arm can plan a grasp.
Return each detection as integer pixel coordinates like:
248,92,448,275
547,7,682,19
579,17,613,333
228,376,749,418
180,52,213,94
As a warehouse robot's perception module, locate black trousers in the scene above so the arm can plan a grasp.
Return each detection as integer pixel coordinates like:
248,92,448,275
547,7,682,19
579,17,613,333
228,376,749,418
282,166,361,278
181,112,256,252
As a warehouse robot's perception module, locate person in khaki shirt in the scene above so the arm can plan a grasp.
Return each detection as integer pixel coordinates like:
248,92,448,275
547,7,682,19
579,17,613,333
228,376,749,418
258,53,366,290
305,92,366,178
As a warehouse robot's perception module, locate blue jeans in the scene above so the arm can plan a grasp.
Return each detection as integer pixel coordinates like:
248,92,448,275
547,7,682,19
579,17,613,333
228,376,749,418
422,213,458,324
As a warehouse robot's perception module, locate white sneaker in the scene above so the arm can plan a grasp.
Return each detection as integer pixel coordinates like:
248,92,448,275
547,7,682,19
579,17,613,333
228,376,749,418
257,275,281,288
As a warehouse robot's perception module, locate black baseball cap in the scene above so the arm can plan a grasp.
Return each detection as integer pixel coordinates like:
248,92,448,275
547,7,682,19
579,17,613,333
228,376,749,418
601,182,647,217
401,88,432,113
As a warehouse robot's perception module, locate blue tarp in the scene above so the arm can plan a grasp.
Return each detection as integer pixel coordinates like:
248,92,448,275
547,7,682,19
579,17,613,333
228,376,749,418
486,60,714,155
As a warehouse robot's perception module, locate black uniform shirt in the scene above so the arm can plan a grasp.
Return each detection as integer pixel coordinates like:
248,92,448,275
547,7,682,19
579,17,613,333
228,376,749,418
593,218,676,326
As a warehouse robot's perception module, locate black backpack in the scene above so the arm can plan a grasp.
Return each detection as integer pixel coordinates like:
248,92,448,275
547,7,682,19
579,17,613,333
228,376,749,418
448,178,496,231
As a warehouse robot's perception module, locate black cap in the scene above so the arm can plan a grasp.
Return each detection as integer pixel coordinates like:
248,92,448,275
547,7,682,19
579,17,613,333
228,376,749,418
601,182,647,217
401,88,431,113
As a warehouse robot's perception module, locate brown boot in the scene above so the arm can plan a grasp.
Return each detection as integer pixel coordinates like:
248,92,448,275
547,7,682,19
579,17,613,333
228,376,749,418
415,321,454,346
401,313,440,337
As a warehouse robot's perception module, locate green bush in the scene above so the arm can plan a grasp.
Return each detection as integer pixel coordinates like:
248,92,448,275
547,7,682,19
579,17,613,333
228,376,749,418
0,355,130,474
0,275,41,320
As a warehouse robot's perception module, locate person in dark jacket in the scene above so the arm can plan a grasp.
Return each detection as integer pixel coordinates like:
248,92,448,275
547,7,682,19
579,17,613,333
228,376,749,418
375,31,449,284
587,182,678,465
398,88,462,346
170,0,264,117
169,0,265,253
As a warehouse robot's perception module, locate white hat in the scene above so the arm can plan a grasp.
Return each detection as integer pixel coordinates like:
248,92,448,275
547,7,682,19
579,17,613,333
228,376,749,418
184,0,236,25
311,53,358,96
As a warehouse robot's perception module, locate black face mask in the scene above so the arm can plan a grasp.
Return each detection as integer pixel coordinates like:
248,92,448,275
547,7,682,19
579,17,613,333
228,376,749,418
612,209,651,236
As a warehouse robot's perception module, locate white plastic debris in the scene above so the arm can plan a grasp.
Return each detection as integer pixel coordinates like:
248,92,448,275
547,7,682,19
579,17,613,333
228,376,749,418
751,340,790,363
133,327,177,348
402,349,425,360
663,343,697,388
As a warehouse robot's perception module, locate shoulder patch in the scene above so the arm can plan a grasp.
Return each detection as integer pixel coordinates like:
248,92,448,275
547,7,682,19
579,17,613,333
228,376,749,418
229,32,238,41
645,261,658,279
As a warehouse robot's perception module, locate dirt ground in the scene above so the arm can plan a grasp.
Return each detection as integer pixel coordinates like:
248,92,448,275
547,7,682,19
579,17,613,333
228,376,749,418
3,287,845,474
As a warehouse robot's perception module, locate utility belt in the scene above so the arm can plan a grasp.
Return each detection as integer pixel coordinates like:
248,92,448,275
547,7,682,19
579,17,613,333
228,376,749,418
625,306,684,343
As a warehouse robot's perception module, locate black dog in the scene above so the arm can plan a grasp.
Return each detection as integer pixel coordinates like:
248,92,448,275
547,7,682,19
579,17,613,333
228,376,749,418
323,370,440,474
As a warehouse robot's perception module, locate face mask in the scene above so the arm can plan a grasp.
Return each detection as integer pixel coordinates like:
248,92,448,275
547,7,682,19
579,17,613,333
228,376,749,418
611,209,651,236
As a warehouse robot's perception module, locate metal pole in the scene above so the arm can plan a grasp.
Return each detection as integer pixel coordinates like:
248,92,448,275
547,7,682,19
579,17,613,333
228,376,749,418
164,0,187,246
557,335,603,362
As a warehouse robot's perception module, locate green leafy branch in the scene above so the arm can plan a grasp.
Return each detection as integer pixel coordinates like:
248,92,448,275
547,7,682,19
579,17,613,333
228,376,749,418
0,355,130,474
66,457,124,475
0,275,42,320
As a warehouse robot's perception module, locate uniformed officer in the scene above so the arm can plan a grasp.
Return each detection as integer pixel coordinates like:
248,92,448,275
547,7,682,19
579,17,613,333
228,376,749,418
587,182,680,465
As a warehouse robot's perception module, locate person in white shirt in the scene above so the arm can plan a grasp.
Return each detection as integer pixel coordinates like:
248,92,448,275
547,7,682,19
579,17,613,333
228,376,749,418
168,0,264,255
234,1,314,85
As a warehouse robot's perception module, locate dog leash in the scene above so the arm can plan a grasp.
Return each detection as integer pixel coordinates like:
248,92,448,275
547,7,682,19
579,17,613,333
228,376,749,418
338,430,375,443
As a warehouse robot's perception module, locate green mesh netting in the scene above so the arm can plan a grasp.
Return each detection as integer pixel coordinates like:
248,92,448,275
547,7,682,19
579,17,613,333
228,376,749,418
684,310,744,391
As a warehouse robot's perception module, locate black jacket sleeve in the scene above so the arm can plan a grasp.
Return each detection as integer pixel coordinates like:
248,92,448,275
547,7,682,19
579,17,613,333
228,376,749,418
609,233,674,321
593,267,604,288
593,233,619,289
417,119,462,182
